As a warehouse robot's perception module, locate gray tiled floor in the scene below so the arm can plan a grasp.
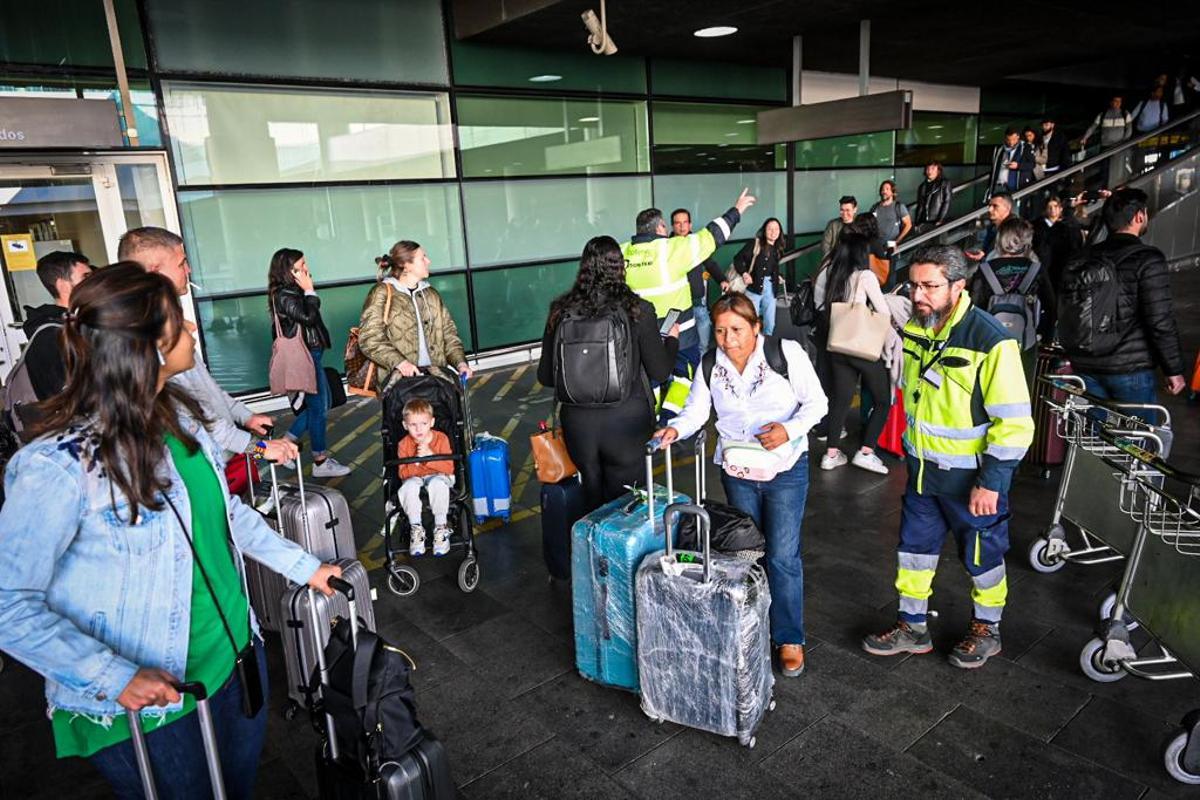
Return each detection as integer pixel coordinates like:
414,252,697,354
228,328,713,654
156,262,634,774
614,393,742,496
6,269,1200,798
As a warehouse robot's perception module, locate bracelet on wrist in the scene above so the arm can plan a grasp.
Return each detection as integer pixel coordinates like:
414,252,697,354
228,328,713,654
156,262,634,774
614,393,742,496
252,440,269,460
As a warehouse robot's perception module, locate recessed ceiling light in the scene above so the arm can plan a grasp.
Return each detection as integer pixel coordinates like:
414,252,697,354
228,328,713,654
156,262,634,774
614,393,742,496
694,26,737,38
578,116,600,122
528,74,563,83
724,132,741,137
736,119,755,124
926,124,944,130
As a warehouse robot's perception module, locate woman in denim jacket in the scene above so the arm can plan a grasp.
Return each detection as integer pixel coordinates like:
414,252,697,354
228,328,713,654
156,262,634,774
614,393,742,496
0,264,341,799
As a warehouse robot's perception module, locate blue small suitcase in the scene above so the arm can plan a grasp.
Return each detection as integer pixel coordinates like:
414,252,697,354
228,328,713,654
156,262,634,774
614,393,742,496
469,433,511,523
572,441,688,692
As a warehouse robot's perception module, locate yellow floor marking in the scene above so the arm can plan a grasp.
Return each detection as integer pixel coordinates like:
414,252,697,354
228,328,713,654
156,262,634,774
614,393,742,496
492,365,527,401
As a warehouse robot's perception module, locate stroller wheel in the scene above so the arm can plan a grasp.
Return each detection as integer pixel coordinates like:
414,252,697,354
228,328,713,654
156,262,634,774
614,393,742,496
388,565,420,597
458,557,480,593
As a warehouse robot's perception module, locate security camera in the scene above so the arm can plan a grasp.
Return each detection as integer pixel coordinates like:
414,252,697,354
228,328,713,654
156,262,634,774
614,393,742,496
582,8,618,56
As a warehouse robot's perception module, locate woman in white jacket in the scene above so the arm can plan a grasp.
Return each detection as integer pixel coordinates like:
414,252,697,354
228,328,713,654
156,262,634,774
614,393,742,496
655,293,827,678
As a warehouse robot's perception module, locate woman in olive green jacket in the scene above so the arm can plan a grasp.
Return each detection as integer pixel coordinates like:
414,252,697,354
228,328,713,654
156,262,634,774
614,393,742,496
358,240,472,390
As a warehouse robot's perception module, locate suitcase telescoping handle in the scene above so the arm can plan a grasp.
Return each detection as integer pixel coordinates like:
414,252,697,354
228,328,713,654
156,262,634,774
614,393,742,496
663,503,712,584
307,574,359,763
129,681,228,800
268,448,311,543
643,438,676,524
692,428,707,503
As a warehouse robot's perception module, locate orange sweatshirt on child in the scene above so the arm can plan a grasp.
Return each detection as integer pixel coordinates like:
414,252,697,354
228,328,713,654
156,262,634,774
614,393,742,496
397,430,455,480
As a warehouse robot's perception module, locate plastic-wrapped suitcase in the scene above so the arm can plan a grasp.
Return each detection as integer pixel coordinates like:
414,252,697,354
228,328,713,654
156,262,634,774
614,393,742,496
572,441,688,692
1030,345,1072,473
635,503,774,748
280,558,376,712
541,475,586,580
246,456,356,632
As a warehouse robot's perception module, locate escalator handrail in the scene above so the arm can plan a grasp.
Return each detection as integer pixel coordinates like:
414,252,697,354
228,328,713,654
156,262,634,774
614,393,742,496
892,107,1200,259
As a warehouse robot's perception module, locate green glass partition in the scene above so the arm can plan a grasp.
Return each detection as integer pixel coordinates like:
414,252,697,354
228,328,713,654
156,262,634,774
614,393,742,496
651,59,786,103
653,172,788,238
652,101,785,172
0,0,145,69
895,113,978,166
471,261,579,349
793,131,894,169
450,40,646,94
179,183,466,294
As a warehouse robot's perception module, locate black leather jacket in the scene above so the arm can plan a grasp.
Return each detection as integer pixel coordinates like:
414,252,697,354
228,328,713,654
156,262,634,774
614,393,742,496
272,285,332,351
914,178,952,227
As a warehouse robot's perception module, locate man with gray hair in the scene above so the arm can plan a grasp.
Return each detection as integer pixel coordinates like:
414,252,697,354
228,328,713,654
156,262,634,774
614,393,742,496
118,226,298,466
969,217,1056,360
863,244,1033,669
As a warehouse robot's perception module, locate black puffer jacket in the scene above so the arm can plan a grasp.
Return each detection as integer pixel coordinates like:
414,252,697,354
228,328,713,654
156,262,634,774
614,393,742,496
1067,233,1184,377
913,178,952,227
272,285,332,351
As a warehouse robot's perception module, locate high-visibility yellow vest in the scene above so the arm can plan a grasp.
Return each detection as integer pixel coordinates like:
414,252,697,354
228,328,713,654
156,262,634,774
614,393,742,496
622,231,717,320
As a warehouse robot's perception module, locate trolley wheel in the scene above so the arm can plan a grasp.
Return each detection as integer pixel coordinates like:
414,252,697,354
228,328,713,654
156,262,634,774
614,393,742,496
387,565,420,597
282,701,299,722
1164,731,1200,784
1029,538,1066,574
1079,637,1126,683
747,736,757,749
1098,591,1140,631
458,557,480,593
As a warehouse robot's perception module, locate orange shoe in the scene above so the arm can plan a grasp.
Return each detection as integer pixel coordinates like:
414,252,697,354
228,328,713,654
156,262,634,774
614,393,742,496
777,644,805,677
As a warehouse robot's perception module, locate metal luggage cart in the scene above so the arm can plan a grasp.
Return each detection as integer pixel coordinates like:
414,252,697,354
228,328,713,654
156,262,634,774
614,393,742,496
1075,434,1200,785
1027,376,1171,613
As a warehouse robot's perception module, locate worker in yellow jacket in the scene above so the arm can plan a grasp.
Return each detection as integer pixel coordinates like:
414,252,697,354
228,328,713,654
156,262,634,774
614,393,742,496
622,188,756,422
862,245,1034,669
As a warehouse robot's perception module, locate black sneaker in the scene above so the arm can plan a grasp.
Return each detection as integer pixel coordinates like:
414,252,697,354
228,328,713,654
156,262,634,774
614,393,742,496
861,620,933,656
948,620,1002,669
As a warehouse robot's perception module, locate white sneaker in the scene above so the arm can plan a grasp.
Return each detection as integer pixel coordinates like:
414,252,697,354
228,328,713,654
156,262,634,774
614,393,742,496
311,457,351,478
432,525,452,556
852,450,889,475
820,451,848,470
409,525,427,557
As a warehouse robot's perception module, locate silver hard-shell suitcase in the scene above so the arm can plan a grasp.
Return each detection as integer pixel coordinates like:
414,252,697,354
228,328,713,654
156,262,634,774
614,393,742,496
245,455,356,632
280,557,376,712
635,503,774,748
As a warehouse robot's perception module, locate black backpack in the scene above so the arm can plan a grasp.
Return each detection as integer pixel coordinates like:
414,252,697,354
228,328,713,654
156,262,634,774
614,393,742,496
789,278,818,327
552,309,637,407
314,617,425,775
1058,244,1148,357
701,335,790,387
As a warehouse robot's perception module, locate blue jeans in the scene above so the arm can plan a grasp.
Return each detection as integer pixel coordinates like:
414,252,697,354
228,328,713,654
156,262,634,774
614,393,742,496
720,456,809,645
1079,370,1159,423
90,639,269,800
693,301,712,353
288,348,330,454
745,277,776,336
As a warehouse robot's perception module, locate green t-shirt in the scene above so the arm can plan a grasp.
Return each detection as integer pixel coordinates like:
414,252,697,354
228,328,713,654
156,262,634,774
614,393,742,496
52,435,251,758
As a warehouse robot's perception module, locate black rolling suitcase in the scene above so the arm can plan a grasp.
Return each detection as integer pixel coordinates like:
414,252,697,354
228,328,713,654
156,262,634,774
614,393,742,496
312,579,455,799
541,475,586,579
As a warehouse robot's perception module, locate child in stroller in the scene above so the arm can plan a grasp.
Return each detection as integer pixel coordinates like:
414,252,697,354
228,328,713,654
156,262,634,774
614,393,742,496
396,398,454,556
383,368,480,596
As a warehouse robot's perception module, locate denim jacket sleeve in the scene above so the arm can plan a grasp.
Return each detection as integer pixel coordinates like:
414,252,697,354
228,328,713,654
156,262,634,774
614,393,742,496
0,449,140,704
228,492,321,584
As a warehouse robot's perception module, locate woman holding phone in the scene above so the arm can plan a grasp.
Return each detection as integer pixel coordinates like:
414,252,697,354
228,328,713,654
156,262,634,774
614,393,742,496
268,248,350,478
655,293,827,678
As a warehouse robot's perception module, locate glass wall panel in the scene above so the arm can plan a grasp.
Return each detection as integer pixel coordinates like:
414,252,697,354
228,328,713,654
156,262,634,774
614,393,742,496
0,0,145,69
457,96,649,178
793,168,896,234
895,113,978,166
450,40,645,94
461,176,652,266
472,262,578,349
794,132,894,169
179,183,466,294
653,172,788,242
145,0,448,84
652,102,784,172
651,59,787,103
199,273,471,393
163,84,455,185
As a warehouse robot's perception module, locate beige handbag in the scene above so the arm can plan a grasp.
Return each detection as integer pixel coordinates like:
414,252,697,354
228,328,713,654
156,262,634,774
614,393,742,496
725,240,760,293
827,276,891,361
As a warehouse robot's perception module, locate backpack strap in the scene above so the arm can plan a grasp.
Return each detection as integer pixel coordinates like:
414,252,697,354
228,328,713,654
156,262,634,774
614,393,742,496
702,347,716,389
978,261,1004,295
1016,260,1042,294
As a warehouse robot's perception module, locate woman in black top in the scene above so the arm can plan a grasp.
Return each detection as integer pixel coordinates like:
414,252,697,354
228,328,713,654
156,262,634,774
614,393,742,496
538,236,679,511
731,217,785,336
268,248,350,478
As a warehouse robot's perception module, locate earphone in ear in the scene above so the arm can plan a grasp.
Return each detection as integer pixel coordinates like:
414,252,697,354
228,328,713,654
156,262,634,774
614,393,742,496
157,349,167,366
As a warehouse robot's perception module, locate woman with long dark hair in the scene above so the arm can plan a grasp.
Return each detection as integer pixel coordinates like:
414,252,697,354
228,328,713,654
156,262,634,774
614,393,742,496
913,161,952,232
537,236,679,510
0,263,339,799
731,217,785,335
267,247,349,478
820,233,893,475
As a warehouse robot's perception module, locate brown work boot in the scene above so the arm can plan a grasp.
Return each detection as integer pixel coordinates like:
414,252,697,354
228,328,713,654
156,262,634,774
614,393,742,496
777,644,805,677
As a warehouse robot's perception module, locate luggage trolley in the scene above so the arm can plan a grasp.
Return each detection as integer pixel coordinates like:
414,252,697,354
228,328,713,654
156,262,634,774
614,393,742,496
1027,376,1172,626
1077,433,1200,785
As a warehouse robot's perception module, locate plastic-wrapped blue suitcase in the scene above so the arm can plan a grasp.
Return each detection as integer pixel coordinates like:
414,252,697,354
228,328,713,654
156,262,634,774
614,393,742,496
571,441,687,692
636,503,774,748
